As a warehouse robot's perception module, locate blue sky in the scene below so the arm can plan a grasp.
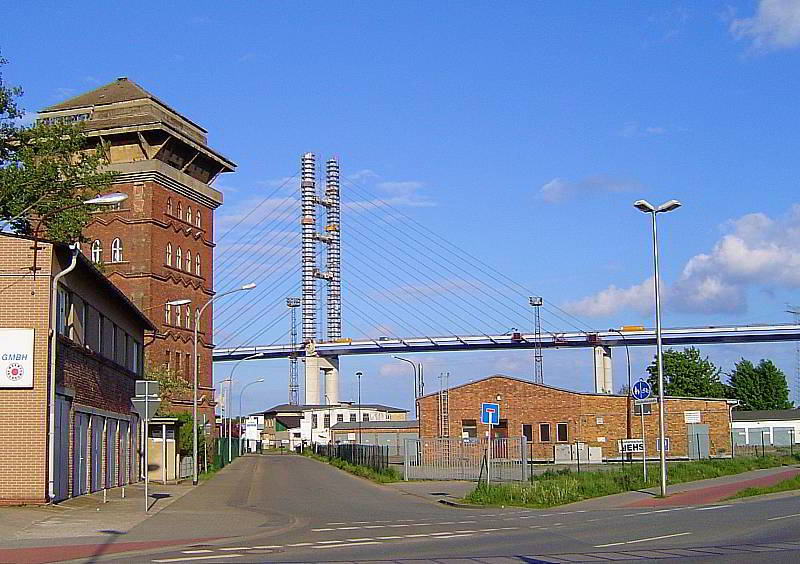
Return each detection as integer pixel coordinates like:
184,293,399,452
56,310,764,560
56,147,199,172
4,1,800,416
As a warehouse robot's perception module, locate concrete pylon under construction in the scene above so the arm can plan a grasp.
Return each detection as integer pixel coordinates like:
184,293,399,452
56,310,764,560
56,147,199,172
300,152,341,405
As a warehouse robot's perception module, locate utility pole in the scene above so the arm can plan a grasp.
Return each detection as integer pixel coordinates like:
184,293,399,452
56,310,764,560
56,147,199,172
529,296,544,384
787,305,800,405
287,297,301,404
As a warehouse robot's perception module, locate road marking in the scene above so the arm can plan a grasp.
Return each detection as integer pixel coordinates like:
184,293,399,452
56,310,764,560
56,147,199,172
363,525,385,528
251,545,282,549
624,507,685,517
313,541,381,549
434,533,474,539
316,540,344,544
180,551,213,554
286,542,313,547
768,512,800,521
404,533,431,538
153,555,241,563
376,535,404,539
336,526,360,530
696,504,732,511
345,537,374,542
311,527,335,531
595,531,692,548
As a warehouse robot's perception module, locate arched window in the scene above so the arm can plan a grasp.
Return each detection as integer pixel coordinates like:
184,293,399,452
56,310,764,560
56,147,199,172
167,197,172,216
195,308,200,331
111,238,123,262
187,206,192,223
176,247,182,270
185,250,191,272
91,240,102,263
166,243,172,266
175,305,181,328
177,202,182,221
195,211,201,228
186,306,191,328
165,303,171,325
195,253,200,276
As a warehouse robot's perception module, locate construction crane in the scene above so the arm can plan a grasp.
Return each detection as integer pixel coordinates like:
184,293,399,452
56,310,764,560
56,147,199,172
287,297,301,404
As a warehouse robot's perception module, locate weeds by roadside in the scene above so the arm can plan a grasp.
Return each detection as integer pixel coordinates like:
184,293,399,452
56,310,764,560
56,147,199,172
302,449,402,483
465,454,800,508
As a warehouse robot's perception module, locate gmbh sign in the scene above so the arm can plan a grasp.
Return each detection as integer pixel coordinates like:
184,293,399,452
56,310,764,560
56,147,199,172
0,329,34,388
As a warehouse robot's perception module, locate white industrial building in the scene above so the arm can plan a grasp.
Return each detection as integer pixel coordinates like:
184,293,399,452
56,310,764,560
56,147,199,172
732,409,800,447
258,402,408,449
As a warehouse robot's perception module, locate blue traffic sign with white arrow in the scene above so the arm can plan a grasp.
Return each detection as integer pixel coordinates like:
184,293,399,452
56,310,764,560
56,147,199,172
632,380,652,401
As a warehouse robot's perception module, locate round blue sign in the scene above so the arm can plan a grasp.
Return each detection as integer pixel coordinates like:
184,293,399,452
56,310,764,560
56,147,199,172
632,380,652,400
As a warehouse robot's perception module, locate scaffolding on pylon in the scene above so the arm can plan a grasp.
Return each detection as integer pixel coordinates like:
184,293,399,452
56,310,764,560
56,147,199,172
530,296,544,384
287,297,301,404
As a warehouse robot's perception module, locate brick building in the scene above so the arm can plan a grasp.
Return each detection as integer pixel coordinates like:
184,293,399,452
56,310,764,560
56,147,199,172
416,375,737,461
0,234,154,504
37,78,236,428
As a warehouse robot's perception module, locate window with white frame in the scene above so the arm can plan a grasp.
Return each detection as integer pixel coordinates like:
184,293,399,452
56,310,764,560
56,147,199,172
176,247,182,270
175,305,181,328
362,413,370,422
165,303,171,324
185,306,191,328
166,243,172,266
337,413,344,423
539,423,551,442
167,197,172,215
177,202,182,220
349,413,356,422
185,249,191,272
91,240,102,263
111,238,123,262
195,254,200,275
187,206,192,223
556,422,568,442
195,211,201,228
312,414,318,428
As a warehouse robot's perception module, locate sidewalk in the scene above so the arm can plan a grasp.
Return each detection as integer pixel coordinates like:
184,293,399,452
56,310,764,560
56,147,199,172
388,480,476,505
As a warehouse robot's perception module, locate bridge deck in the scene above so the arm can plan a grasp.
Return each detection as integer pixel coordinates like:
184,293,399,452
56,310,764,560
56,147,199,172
212,324,800,362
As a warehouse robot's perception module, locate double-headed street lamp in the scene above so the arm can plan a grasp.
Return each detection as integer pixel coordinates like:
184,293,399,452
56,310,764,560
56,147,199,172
222,353,265,461
192,283,256,485
634,198,681,497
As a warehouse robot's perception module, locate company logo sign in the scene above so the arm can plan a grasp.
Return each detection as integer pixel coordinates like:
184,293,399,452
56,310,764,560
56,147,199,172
0,329,34,388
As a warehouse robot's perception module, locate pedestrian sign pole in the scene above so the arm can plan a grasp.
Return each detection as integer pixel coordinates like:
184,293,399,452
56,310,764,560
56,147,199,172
632,379,653,482
481,402,500,486
131,381,161,513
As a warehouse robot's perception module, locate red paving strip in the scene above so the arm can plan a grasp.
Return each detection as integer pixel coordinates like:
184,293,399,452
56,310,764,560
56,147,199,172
0,537,218,564
626,468,800,508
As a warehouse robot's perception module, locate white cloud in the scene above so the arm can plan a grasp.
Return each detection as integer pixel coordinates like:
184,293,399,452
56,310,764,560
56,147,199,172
730,0,800,52
619,122,687,138
538,176,641,204
566,205,800,316
347,169,380,182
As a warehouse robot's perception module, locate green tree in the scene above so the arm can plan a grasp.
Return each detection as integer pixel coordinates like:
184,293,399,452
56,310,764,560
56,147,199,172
729,359,793,411
145,364,191,415
646,347,729,398
0,54,116,241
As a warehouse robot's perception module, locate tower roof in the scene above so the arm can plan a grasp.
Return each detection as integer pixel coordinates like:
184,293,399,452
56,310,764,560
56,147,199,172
41,77,207,134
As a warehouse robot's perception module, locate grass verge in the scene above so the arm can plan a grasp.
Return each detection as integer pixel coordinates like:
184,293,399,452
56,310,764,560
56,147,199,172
302,449,402,483
464,454,800,508
726,472,800,500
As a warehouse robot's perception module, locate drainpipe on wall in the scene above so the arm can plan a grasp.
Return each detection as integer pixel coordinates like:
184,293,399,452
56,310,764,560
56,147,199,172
48,243,79,501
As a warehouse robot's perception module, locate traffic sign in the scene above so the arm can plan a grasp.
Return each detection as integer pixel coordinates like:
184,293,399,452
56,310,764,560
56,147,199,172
632,380,652,401
131,396,161,420
480,402,499,425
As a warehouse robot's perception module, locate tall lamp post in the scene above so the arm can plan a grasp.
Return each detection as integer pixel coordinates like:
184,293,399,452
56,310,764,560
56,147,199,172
239,377,265,456
192,282,256,485
634,198,681,497
45,192,128,501
356,371,362,444
392,356,418,418
222,353,265,460
608,328,632,441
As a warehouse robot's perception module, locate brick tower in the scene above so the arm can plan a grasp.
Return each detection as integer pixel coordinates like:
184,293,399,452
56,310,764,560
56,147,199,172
37,78,236,431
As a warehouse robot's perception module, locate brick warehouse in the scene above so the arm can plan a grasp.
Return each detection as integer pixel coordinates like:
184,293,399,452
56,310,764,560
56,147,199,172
0,234,154,504
417,375,737,461
35,78,236,431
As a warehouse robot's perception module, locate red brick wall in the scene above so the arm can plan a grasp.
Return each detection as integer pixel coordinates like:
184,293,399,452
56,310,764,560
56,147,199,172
82,179,217,428
417,376,732,460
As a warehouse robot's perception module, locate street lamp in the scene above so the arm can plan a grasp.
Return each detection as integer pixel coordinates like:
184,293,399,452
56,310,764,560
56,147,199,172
356,371,363,444
393,356,418,418
634,198,681,497
239,376,265,456
608,328,632,441
221,353,265,461
46,192,128,501
192,282,256,485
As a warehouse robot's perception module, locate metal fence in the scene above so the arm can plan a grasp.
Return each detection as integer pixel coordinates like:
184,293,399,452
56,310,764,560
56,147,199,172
404,437,528,481
315,443,389,472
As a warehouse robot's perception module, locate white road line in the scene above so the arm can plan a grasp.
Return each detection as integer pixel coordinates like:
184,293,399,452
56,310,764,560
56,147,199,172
180,551,213,554
153,555,241,563
315,540,344,545
345,537,374,542
376,535,404,540
313,541,381,549
251,545,282,549
435,533,474,539
336,526,360,530
595,531,692,548
696,504,732,511
624,507,685,517
311,527,335,531
768,512,800,521
326,522,346,525
404,533,431,538
286,542,313,547
388,524,411,527
218,547,250,551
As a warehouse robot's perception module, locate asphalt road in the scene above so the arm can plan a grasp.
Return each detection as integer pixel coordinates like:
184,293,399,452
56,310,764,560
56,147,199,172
95,454,800,563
